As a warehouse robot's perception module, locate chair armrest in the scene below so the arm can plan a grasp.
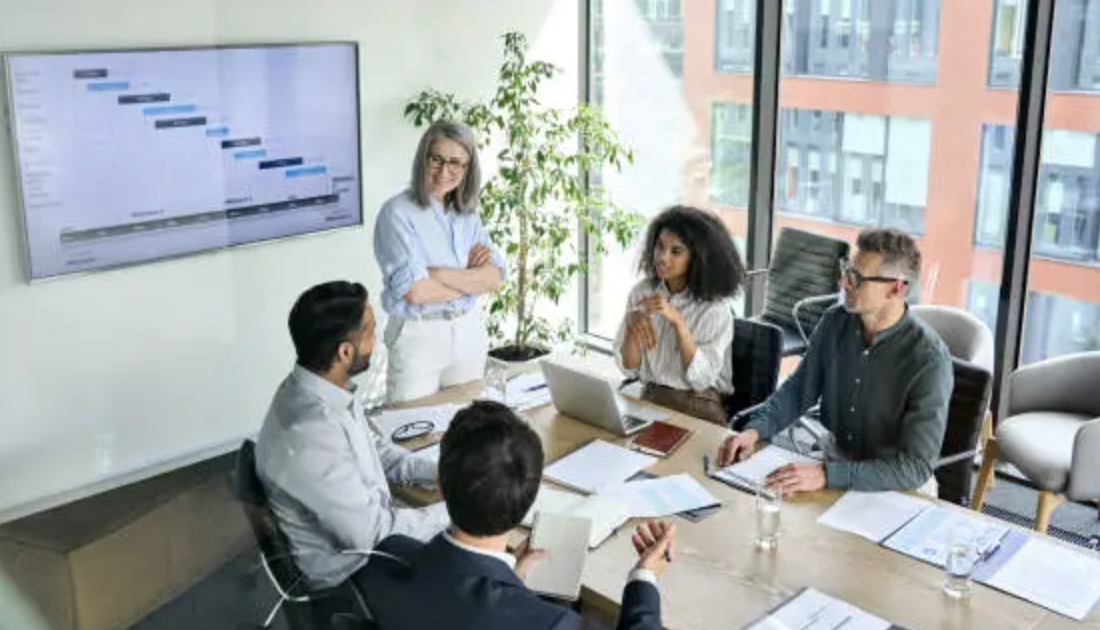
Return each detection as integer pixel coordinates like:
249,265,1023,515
729,402,764,430
792,292,842,344
1069,417,1100,501
935,449,979,470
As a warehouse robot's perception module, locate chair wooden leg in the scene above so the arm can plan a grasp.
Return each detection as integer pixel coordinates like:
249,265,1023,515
971,439,999,511
980,411,995,491
1034,491,1066,534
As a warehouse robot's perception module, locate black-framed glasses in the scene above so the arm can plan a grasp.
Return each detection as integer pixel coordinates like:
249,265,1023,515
391,420,434,442
428,153,468,174
841,260,909,290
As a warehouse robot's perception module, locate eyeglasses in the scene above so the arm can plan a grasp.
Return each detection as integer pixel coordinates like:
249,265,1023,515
428,153,468,174
841,260,909,290
392,420,434,442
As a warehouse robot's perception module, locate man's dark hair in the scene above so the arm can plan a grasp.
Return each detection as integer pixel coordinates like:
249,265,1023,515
438,401,544,537
856,228,922,284
288,281,369,372
638,205,747,301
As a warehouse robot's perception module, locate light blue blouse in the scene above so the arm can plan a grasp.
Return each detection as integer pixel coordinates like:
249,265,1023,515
373,190,506,318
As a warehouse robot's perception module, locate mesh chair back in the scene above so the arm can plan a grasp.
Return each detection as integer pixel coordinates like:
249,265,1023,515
231,440,313,598
935,359,993,505
728,318,783,417
759,228,848,353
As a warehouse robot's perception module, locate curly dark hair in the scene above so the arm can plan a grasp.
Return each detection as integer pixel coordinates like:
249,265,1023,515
638,205,746,302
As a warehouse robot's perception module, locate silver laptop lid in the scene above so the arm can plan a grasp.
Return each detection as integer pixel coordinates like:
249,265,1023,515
539,361,632,436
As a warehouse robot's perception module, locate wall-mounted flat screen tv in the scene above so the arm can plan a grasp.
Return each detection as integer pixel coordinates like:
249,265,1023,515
3,42,362,281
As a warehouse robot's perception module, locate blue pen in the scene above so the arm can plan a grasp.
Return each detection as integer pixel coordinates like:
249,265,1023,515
981,531,1009,561
703,455,711,476
523,383,549,393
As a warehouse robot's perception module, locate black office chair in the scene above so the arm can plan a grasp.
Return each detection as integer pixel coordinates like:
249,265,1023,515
230,440,375,630
933,358,993,506
749,228,849,356
727,318,784,429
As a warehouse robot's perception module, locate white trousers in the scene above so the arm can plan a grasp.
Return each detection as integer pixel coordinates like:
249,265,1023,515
384,309,488,403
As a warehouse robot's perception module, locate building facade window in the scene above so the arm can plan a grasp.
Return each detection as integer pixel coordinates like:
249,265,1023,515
990,0,1100,91
975,125,1100,262
773,108,929,233
968,281,1100,364
710,103,754,207
717,0,940,82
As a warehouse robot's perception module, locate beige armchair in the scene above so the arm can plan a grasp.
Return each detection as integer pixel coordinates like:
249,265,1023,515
972,351,1100,533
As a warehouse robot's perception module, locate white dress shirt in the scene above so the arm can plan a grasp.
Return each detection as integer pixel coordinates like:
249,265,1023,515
613,280,735,394
256,366,449,588
441,529,657,586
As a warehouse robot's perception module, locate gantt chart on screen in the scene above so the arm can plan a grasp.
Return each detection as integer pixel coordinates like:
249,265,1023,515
6,44,361,280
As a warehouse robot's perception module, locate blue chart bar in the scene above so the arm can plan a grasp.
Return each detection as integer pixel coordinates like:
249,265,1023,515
87,81,131,92
142,104,197,116
286,166,328,178
234,149,268,160
206,127,230,137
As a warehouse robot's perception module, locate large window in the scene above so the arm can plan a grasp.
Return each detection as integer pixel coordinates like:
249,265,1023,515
717,0,941,83
585,0,1100,377
991,0,1100,90
587,0,738,339
968,282,1100,364
977,125,1100,262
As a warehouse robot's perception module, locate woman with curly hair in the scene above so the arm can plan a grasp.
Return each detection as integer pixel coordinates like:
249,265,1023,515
614,205,747,425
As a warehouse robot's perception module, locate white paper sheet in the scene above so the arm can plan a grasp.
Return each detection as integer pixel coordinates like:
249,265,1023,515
522,485,587,528
983,537,1100,621
712,445,819,491
526,512,592,601
745,588,891,630
370,404,462,443
817,491,931,542
606,473,720,518
543,440,656,494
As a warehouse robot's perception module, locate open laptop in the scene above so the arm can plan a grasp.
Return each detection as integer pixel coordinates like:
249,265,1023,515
540,361,666,436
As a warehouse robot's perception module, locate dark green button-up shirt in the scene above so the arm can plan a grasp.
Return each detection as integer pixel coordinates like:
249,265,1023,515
745,305,953,491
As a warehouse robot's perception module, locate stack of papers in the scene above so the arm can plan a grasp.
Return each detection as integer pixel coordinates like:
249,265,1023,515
522,484,629,548
977,536,1100,621
480,372,553,411
543,440,656,494
882,506,1010,567
710,445,819,492
817,491,931,542
878,504,1100,620
605,473,720,518
741,588,894,630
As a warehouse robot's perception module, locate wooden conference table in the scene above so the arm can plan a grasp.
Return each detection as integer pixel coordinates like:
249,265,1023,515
395,379,1099,630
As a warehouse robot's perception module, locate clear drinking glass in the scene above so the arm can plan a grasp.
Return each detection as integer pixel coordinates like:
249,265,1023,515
754,486,782,551
485,360,509,406
943,523,981,599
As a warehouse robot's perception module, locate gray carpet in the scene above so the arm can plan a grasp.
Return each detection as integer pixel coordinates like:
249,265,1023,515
128,549,289,630
127,475,1100,630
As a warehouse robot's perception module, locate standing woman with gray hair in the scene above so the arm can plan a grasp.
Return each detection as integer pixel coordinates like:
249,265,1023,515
374,121,505,403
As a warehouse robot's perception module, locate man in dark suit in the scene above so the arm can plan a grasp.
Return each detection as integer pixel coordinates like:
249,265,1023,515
357,400,674,630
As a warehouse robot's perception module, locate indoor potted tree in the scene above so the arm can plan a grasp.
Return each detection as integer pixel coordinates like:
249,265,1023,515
404,32,641,369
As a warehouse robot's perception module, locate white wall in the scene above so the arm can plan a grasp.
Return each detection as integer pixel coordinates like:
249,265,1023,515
0,0,579,523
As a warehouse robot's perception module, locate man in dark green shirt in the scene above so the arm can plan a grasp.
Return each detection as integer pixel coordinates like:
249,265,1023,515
717,228,953,494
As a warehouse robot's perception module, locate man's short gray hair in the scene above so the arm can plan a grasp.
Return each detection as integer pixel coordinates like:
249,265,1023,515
410,121,481,214
856,228,922,284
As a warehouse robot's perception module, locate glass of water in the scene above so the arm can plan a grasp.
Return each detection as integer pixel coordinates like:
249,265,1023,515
754,486,782,551
943,523,981,599
485,360,509,406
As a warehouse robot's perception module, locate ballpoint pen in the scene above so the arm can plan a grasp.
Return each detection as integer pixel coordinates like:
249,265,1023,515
703,455,711,476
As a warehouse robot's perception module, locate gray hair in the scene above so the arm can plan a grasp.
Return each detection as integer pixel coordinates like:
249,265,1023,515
410,121,481,214
856,228,923,284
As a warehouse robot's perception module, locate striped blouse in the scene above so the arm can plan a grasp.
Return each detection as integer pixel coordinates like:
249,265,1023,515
613,280,735,394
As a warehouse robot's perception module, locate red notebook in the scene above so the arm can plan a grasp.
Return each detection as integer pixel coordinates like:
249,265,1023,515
630,421,693,458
